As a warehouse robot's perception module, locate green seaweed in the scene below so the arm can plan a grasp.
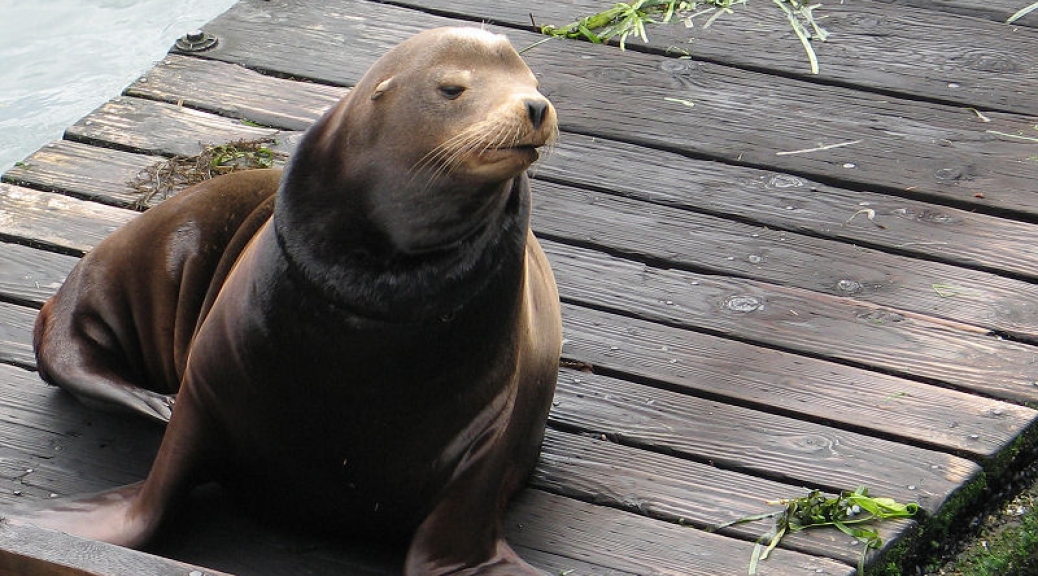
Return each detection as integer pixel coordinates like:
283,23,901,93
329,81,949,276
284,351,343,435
541,0,829,73
712,487,918,574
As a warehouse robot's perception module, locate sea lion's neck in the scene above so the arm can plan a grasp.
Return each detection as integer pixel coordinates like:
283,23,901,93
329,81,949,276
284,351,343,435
272,172,530,324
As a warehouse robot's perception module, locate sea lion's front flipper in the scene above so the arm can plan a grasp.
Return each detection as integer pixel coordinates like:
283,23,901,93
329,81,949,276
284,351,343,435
6,384,215,549
402,424,546,576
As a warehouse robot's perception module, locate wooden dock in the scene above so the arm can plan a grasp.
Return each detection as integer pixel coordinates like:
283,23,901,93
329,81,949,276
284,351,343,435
2,0,1038,574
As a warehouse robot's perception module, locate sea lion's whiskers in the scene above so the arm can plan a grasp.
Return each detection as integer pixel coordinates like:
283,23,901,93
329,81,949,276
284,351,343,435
409,125,490,191
412,129,476,173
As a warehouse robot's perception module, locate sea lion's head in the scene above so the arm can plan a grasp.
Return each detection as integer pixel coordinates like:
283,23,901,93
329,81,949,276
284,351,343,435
360,27,557,185
281,27,557,258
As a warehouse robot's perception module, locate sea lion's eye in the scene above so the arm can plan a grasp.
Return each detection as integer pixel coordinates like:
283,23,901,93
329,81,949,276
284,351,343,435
439,85,465,100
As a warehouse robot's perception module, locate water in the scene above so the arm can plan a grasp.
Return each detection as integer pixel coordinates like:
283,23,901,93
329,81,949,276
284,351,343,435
0,0,238,174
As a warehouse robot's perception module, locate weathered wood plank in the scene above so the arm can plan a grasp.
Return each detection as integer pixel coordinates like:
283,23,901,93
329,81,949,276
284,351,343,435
2,140,166,209
402,0,1038,115
502,491,851,576
34,99,1038,341
194,0,1038,218
127,55,347,131
505,490,856,576
114,55,1038,281
558,300,1037,457
0,242,74,308
0,367,160,496
0,523,233,576
534,430,909,567
63,96,291,158
0,183,135,256
0,303,36,370
549,368,981,515
532,180,1038,341
547,240,1038,407
510,549,638,576
876,0,1038,26
539,133,1038,283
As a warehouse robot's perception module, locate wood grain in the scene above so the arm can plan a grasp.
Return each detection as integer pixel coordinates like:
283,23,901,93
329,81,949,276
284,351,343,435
537,133,1038,283
0,523,232,576
877,0,1038,26
547,240,1038,406
2,140,165,209
64,96,286,158
0,303,39,370
0,242,75,308
506,490,856,575
0,183,135,256
532,181,1038,342
548,368,980,514
127,54,347,131
534,429,910,566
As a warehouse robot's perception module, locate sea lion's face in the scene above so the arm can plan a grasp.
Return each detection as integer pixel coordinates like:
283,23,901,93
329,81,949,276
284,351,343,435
285,28,557,256
348,27,558,253
370,28,556,183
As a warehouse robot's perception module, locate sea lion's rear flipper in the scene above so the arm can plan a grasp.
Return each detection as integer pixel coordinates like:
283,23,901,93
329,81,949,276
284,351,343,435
31,170,280,425
31,290,177,424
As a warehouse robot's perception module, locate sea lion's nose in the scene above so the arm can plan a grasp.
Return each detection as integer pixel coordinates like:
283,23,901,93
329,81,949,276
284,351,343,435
525,99,549,130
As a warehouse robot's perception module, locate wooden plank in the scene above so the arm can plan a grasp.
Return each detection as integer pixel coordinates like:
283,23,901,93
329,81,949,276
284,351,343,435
532,180,1038,342
194,0,1038,218
113,55,1038,281
3,140,167,209
0,523,233,576
505,490,856,576
877,0,1038,26
127,55,347,131
547,240,1038,407
0,242,74,308
558,300,1037,457
548,368,981,515
0,303,36,370
512,548,638,576
63,96,289,158
401,0,1038,115
0,366,160,499
538,133,1038,283
534,430,910,567
0,183,135,256
32,99,1038,342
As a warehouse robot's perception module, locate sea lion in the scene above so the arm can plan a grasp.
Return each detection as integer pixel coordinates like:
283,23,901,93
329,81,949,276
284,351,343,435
20,26,561,576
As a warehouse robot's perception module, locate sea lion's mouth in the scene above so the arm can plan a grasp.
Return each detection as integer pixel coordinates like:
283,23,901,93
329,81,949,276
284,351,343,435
484,145,540,163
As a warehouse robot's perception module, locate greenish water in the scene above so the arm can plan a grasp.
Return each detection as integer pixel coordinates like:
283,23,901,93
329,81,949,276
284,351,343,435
0,0,237,174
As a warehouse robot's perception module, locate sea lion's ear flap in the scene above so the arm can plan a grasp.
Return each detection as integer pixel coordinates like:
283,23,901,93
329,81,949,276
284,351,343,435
372,78,394,100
